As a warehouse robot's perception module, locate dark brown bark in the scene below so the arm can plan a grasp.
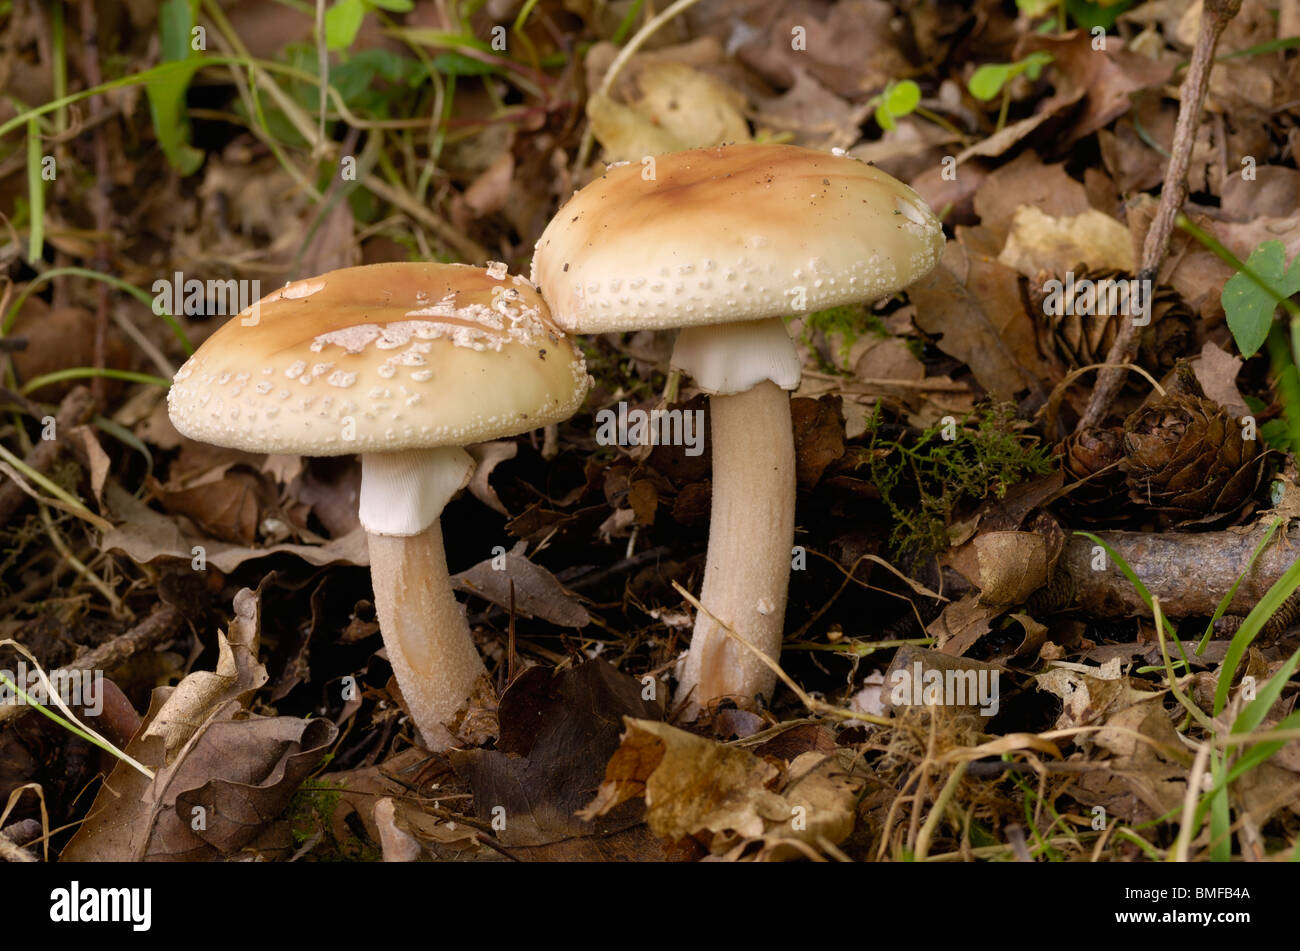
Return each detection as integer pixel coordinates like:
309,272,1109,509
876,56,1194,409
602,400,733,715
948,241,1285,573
1060,523,1297,617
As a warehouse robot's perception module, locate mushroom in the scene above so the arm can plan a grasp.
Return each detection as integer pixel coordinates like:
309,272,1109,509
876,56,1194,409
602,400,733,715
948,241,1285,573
168,262,590,749
531,143,944,717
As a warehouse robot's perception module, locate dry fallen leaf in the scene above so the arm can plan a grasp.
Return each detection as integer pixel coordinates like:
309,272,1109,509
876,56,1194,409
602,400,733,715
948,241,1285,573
998,206,1136,277
589,62,750,164
67,425,111,507
791,395,846,490
974,531,1048,606
580,718,865,859
908,254,1045,400
466,441,518,516
61,587,337,861
102,483,368,571
451,542,590,627
450,660,668,861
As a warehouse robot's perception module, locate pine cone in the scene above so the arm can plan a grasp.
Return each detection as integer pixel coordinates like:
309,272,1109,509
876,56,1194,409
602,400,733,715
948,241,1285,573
1030,265,1194,377
1056,426,1128,522
1122,375,1267,527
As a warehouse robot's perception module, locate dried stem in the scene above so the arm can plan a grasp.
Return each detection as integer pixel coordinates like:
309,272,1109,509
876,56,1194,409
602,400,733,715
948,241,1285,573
1078,0,1242,430
0,384,95,525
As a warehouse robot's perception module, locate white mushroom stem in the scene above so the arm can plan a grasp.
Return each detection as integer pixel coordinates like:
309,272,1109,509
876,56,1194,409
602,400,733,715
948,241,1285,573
361,448,486,750
671,317,800,717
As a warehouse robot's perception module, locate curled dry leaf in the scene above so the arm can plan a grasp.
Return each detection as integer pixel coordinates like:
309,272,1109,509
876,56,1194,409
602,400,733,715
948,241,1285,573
998,206,1135,277
579,718,865,859
451,660,666,860
151,468,276,545
466,440,518,516
451,542,590,627
1036,657,1160,732
1016,31,1173,145
66,425,111,507
102,482,369,571
61,588,338,860
974,531,1047,607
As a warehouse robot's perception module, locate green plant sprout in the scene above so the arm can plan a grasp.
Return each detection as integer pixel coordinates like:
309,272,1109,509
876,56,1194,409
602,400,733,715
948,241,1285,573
1016,0,1134,33
326,0,414,51
870,79,921,132
869,79,965,139
147,0,205,175
1177,217,1300,453
968,51,1054,132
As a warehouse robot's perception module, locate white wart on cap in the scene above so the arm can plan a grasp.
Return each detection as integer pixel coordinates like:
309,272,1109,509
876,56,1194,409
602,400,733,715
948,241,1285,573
530,143,945,334
168,262,590,456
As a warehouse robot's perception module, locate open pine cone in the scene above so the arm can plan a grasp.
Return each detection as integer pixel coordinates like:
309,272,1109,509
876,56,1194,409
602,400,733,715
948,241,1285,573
1122,371,1267,528
1030,265,1194,378
1057,426,1128,523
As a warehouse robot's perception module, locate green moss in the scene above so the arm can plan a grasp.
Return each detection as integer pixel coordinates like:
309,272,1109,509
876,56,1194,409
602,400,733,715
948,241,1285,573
797,305,922,371
286,780,381,861
859,402,1052,559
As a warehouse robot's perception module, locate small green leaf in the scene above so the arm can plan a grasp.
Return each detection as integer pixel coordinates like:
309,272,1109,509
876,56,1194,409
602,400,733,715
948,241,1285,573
885,79,921,117
1016,0,1056,15
1222,241,1300,358
325,0,366,50
969,63,1010,101
874,101,896,131
431,51,501,76
144,0,203,175
368,0,415,9
1023,51,1054,81
1066,0,1134,31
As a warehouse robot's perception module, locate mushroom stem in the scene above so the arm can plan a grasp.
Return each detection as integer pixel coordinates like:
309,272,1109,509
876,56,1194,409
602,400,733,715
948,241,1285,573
360,447,485,751
367,521,487,750
676,380,795,717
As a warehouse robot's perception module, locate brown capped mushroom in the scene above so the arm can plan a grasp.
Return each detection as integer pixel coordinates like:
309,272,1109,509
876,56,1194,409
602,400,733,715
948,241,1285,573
168,262,590,749
531,143,944,718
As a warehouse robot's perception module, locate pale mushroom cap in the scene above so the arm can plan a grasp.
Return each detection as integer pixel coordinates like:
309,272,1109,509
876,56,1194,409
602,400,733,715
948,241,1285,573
168,262,591,455
530,143,945,333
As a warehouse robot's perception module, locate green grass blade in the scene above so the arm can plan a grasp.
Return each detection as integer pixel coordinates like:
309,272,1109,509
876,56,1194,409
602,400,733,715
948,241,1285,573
0,266,192,356
1197,518,1282,652
1214,556,1300,715
20,368,172,395
25,118,43,262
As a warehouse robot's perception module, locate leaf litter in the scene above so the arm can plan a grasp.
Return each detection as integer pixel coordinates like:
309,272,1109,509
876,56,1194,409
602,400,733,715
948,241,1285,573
3,0,1300,866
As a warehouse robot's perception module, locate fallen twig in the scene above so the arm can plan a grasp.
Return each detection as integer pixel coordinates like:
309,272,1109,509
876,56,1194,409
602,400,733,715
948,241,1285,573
1079,0,1243,430
1059,522,1297,617
0,384,96,525
0,603,186,728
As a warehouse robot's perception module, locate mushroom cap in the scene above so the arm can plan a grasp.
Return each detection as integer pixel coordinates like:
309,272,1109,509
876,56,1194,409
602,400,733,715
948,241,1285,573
168,262,590,455
530,143,945,334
